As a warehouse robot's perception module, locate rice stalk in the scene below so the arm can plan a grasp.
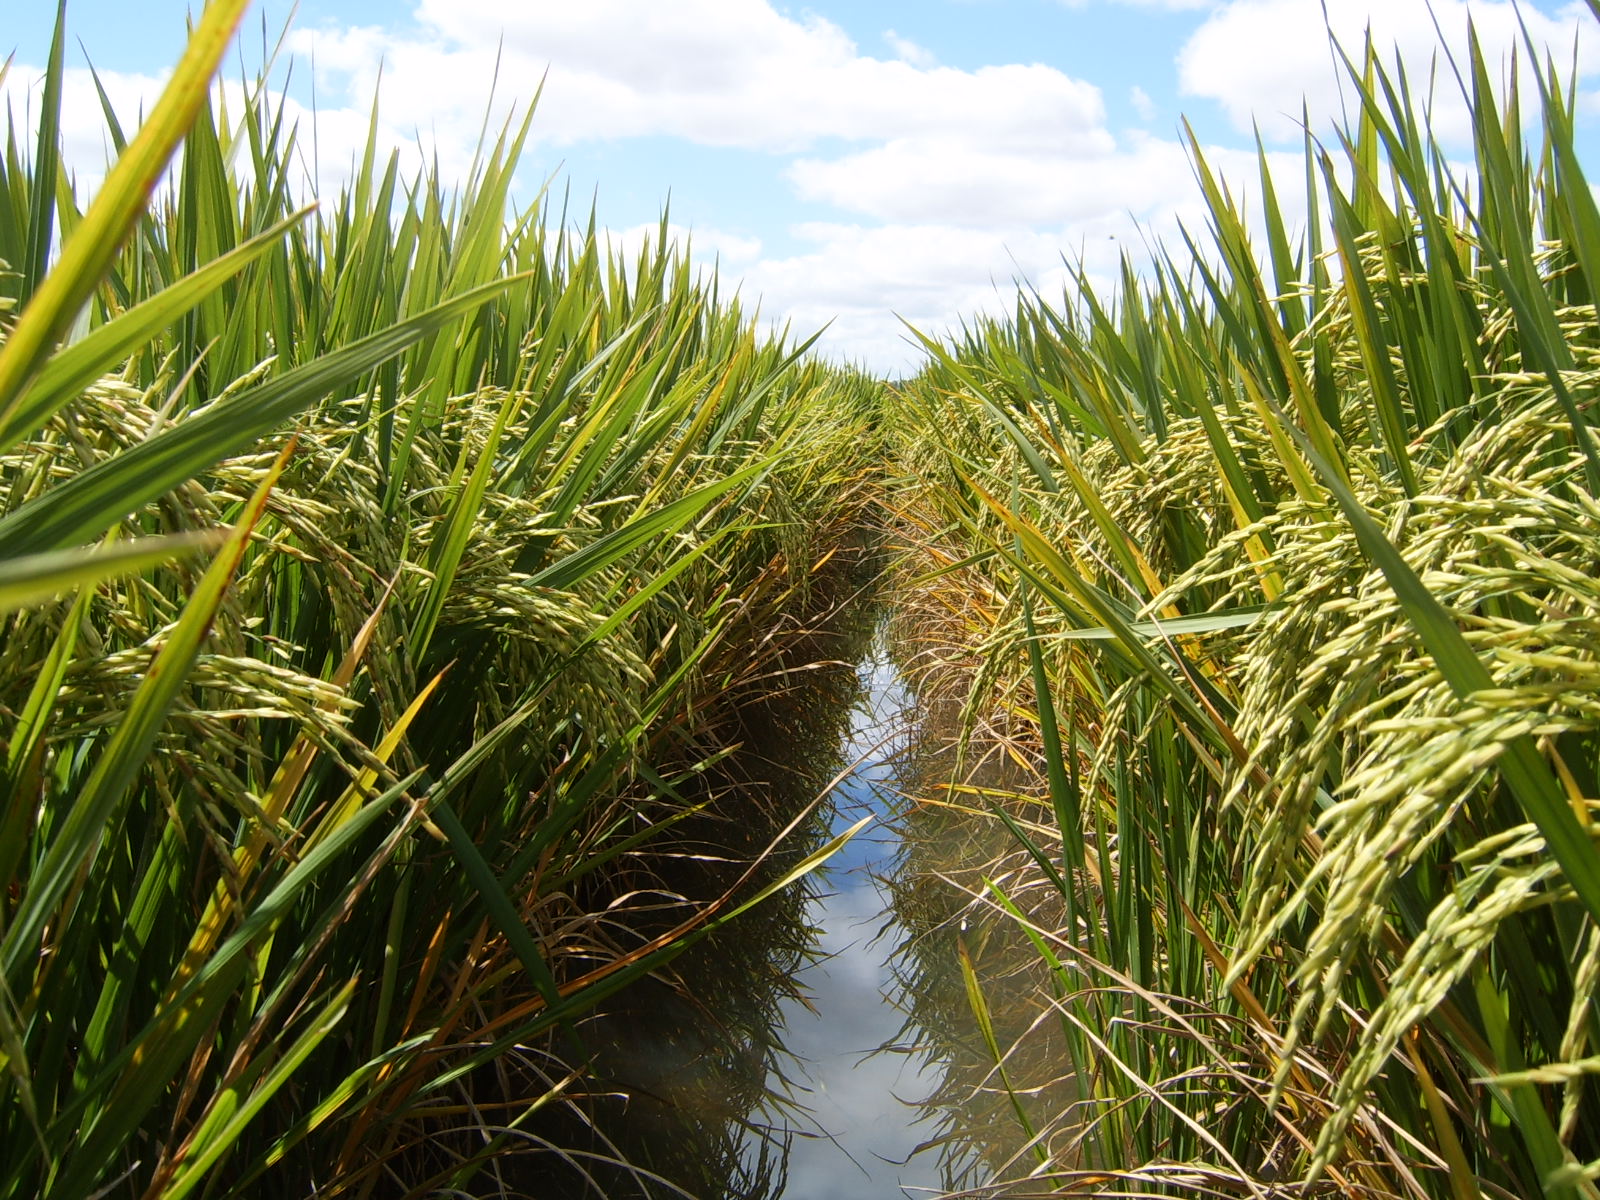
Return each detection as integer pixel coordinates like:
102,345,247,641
0,8,884,1197
889,15,1600,1198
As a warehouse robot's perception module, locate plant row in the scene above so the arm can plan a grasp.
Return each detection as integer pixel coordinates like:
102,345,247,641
889,21,1600,1200
1,4,881,1196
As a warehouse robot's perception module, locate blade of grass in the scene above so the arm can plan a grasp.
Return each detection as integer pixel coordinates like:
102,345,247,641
0,274,527,557
0,441,289,989
0,0,252,422
0,530,222,614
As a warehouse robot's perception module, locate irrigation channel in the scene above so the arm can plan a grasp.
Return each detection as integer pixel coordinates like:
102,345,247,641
522,585,973,1200
752,626,945,1199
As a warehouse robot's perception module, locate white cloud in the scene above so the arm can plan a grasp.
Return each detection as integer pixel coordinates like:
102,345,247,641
1130,84,1158,122
788,132,1201,227
11,0,1432,379
606,221,763,267
735,223,1111,373
264,0,1159,374
1179,0,1600,143
884,29,938,69
289,3,1109,154
1056,0,1217,8
738,122,1316,373
1,65,168,193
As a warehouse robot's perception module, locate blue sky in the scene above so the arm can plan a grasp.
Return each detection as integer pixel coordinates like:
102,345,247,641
6,1,1599,372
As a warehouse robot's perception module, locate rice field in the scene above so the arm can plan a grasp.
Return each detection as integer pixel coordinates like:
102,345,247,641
0,4,881,1195
6,1,1600,1197
885,24,1600,1200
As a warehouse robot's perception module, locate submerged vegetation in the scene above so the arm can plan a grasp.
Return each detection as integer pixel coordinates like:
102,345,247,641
888,17,1600,1200
8,0,1600,1197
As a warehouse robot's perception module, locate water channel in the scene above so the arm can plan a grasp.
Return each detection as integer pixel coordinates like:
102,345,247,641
753,631,945,1199
535,602,972,1199
502,573,1009,1200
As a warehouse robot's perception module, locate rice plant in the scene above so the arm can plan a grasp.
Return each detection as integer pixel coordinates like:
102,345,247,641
0,5,883,1197
890,17,1600,1199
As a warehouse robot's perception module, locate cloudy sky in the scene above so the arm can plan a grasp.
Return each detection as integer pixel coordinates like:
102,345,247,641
5,1,1598,372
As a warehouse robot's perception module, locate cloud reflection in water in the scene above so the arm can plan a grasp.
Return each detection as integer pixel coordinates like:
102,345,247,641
759,641,945,1199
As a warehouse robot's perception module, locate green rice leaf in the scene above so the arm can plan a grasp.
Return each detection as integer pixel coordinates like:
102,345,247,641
0,274,527,557
1054,605,1275,641
0,530,222,614
0,208,314,456
159,981,357,1200
527,457,770,591
0,0,252,423
22,2,65,307
0,445,285,989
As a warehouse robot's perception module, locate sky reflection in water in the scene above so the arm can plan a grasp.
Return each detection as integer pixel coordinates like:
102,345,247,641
761,645,945,1199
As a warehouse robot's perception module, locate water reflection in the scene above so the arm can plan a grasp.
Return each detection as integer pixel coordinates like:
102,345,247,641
760,636,945,1199
881,639,1080,1196
515,599,964,1199
490,554,883,1199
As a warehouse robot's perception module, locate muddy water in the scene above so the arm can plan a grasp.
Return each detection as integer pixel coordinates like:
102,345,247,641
756,631,945,1199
